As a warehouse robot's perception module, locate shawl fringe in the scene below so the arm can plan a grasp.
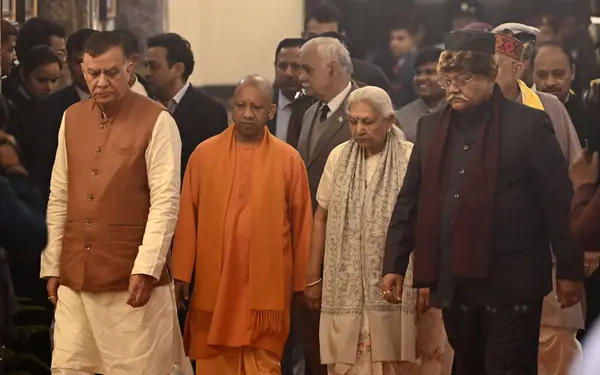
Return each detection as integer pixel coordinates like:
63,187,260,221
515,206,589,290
248,310,283,333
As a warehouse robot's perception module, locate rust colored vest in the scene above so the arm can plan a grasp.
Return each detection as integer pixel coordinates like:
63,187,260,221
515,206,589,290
60,91,171,293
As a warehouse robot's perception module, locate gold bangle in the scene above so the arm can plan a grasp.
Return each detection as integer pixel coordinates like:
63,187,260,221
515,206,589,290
305,278,322,287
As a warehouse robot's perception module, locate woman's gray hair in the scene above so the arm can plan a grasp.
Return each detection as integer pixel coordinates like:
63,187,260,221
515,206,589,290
301,37,354,75
345,86,395,118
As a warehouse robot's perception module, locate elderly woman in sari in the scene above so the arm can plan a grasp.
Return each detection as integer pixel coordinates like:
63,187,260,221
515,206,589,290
304,86,453,375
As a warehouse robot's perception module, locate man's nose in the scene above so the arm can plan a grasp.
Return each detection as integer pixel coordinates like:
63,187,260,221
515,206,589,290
546,76,558,86
447,84,460,94
97,74,108,87
242,106,254,118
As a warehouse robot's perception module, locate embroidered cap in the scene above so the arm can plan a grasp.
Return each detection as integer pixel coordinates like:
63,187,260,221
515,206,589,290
462,22,494,31
494,33,525,61
492,23,540,44
443,30,496,54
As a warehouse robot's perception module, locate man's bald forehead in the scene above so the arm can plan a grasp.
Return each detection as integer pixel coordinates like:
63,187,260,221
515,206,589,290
235,74,273,102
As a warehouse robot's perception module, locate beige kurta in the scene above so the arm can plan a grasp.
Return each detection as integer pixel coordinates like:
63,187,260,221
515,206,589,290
41,110,192,375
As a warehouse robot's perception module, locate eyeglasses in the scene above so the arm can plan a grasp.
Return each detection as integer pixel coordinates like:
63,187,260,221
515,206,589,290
439,75,476,90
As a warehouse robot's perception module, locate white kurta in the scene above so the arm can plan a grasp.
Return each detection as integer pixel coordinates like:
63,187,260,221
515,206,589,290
41,107,193,375
131,76,149,97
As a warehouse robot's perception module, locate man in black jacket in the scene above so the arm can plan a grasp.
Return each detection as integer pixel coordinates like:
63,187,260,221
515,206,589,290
382,30,583,375
268,38,315,149
145,33,228,177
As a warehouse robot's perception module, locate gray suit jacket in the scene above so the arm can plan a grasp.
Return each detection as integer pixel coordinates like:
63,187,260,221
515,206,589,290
298,83,357,212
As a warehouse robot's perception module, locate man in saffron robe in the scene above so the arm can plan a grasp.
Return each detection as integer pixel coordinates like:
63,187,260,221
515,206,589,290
171,75,313,374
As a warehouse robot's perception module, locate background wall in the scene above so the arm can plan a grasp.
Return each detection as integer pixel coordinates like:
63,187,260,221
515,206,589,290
168,0,305,87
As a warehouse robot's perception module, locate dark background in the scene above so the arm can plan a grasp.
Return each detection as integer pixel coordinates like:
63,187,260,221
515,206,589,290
305,0,590,59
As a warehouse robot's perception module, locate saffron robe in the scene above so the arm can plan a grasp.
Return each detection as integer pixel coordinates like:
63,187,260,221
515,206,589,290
171,126,313,363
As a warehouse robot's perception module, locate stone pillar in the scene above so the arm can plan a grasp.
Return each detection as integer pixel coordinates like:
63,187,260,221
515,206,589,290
115,0,167,54
37,0,92,36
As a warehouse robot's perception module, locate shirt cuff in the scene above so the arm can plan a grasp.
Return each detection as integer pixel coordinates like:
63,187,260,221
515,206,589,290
40,267,60,279
131,263,162,281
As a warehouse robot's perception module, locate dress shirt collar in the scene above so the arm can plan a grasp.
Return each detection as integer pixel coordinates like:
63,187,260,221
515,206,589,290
324,82,352,117
168,81,190,112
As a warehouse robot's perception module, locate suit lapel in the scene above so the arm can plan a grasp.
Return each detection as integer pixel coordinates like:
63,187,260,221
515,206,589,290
308,103,348,166
298,104,318,161
173,86,194,113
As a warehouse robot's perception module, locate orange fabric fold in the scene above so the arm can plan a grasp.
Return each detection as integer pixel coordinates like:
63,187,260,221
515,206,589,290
193,126,286,332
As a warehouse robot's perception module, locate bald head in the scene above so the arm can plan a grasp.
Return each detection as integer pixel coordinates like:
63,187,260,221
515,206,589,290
232,74,276,143
236,74,274,103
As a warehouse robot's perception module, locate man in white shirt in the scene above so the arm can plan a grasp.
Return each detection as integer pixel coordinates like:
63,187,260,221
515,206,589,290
41,30,192,375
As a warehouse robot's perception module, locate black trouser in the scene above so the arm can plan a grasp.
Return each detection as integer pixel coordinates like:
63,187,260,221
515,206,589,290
295,299,327,375
583,269,600,334
442,300,543,375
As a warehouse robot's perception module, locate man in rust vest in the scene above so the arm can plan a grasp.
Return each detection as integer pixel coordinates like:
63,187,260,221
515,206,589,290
40,31,192,375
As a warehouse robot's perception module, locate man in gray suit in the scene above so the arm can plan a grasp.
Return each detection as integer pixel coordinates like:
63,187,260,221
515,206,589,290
297,36,356,213
295,36,356,375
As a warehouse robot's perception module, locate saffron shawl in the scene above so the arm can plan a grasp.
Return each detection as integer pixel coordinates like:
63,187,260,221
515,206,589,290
193,126,286,333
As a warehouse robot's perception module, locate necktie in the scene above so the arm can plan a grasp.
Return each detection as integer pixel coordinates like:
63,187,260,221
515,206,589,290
319,104,330,123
